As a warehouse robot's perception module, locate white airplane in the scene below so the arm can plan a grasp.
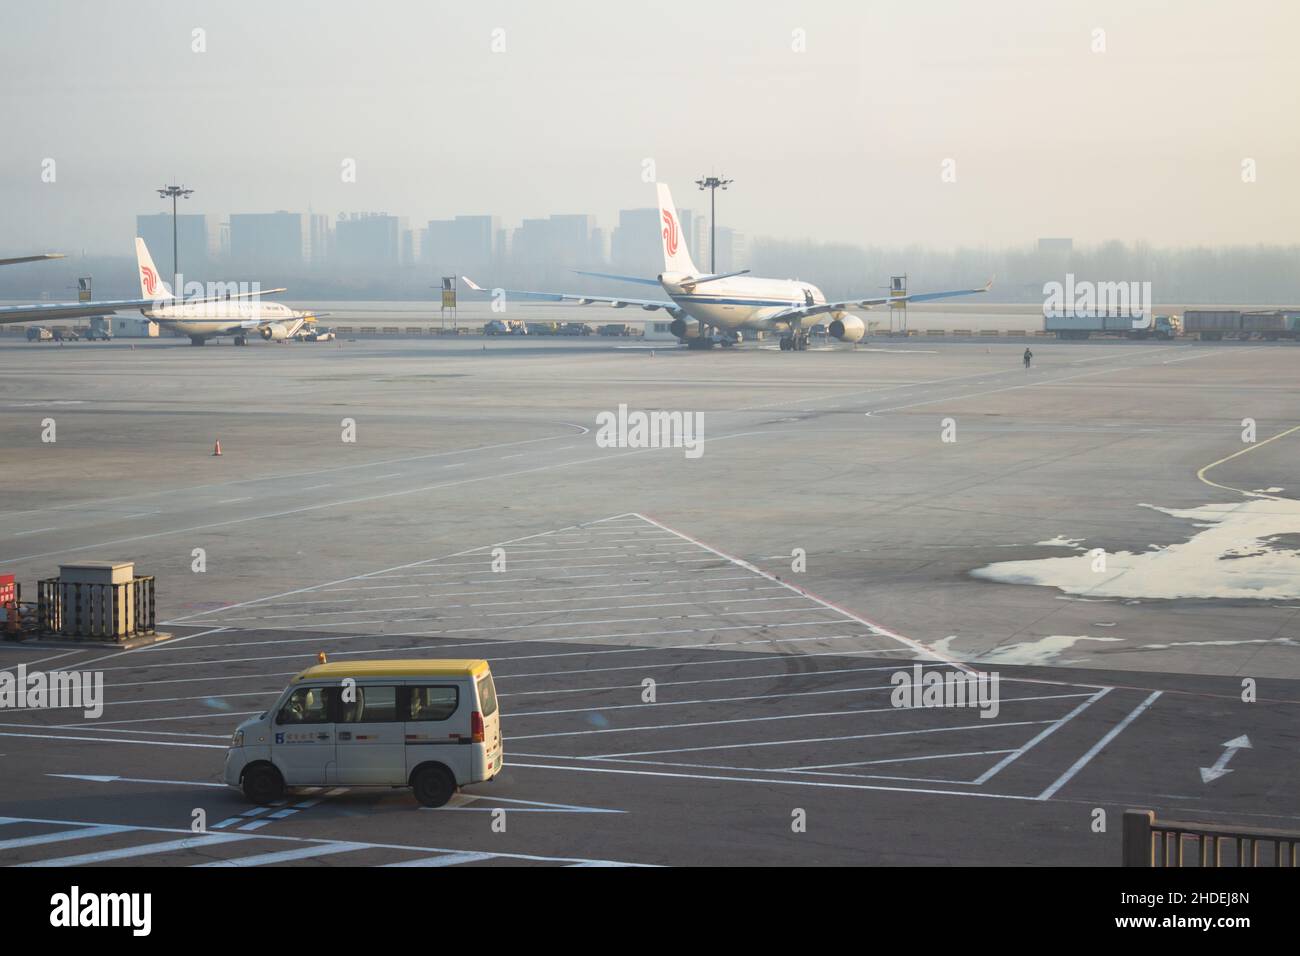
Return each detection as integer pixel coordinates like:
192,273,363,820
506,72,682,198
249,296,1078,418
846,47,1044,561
133,238,321,346
464,183,991,351
0,243,301,340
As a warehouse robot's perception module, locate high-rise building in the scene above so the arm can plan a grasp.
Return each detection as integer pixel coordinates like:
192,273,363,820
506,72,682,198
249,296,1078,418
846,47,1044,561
589,226,607,266
611,207,696,275
135,213,216,280
229,212,310,272
713,226,747,274
334,212,405,270
610,208,660,275
307,214,332,266
547,214,594,269
424,215,498,279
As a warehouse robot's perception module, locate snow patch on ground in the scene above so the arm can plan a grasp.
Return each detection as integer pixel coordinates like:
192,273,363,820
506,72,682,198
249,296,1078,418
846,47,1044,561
973,498,1300,600
931,634,1121,666
1036,536,1086,549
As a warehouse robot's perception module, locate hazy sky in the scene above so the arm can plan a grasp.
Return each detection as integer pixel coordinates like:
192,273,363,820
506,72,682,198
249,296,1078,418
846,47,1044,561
3,0,1298,255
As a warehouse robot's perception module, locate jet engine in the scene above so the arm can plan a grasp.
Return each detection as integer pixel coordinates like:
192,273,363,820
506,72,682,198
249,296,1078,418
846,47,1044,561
260,323,291,341
827,314,867,343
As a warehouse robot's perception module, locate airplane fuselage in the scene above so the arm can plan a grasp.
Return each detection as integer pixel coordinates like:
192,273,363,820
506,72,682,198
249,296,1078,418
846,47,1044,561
659,272,835,332
144,300,300,339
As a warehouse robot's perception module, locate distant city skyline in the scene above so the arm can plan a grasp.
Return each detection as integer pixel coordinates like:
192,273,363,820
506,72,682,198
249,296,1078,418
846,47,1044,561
127,202,747,289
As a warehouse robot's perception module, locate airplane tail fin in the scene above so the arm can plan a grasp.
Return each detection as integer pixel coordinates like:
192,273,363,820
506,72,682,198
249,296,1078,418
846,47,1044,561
656,183,701,277
135,238,173,301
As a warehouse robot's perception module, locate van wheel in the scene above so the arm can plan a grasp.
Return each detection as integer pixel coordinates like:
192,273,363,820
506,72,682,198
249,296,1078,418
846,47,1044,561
242,764,285,804
411,764,457,807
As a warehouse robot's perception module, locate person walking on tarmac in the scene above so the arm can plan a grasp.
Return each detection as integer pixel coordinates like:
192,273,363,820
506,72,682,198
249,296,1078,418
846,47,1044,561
1023,347,1033,369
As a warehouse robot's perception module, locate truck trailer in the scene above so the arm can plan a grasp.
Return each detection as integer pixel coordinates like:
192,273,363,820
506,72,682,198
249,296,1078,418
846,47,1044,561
1043,312,1178,340
1182,310,1300,341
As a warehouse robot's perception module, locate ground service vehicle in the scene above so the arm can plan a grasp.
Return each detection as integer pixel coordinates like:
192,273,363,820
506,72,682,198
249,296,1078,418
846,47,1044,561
224,658,503,807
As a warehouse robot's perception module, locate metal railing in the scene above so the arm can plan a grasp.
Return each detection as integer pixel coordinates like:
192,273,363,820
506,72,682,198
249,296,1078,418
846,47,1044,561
1124,809,1300,867
36,576,156,641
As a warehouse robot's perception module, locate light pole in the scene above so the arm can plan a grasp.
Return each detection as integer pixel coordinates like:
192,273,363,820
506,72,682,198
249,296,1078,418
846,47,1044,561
695,175,732,274
157,184,194,294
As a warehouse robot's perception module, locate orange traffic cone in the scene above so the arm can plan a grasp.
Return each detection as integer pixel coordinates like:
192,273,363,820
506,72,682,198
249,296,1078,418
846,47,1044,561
212,440,222,457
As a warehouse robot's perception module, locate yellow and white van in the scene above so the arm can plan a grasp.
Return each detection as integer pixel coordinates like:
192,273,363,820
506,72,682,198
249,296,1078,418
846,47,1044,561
224,659,502,807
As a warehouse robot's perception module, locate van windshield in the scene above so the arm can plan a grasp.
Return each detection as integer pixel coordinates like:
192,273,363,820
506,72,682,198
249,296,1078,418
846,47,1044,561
477,674,498,717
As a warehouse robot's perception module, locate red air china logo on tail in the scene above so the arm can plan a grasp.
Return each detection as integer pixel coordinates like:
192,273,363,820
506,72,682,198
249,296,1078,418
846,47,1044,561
662,209,678,256
141,265,158,296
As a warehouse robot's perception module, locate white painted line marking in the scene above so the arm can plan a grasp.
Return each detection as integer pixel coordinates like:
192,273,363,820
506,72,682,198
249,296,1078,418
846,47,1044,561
46,773,226,787
633,512,969,670
1036,691,1163,800
384,851,497,867
514,696,1087,745
0,730,224,749
0,824,132,851
783,748,1019,772
582,719,1056,759
0,814,647,866
196,842,368,866
509,760,1040,802
16,833,249,867
429,795,623,814
973,687,1112,784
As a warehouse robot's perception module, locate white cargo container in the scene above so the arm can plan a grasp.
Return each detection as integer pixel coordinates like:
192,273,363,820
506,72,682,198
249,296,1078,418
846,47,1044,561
113,316,160,337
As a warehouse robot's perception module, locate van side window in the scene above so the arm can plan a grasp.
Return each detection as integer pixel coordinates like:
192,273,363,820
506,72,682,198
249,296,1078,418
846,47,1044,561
277,686,335,725
405,686,458,722
338,685,399,723
476,675,498,718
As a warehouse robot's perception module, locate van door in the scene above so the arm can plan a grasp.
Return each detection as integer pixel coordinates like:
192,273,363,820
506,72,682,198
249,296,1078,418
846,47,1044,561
475,673,503,780
335,683,406,785
272,685,338,786
402,683,472,784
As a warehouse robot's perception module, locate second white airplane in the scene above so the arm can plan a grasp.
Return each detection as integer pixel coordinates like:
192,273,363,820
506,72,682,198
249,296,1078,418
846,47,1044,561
135,239,320,346
465,183,991,351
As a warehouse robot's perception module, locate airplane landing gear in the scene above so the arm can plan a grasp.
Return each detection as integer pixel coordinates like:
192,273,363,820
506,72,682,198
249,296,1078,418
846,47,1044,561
189,336,206,346
780,332,809,351
234,335,247,346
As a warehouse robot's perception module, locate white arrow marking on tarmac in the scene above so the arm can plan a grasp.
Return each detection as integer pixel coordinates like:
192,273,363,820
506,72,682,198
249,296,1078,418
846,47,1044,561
1199,735,1252,784
48,773,226,788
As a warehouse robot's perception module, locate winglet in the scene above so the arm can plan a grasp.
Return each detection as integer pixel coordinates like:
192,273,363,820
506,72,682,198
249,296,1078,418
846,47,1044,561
461,276,484,292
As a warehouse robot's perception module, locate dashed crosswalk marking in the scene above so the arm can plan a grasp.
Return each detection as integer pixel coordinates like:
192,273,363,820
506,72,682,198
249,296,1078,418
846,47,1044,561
0,823,133,851
15,833,250,867
0,816,649,868
196,842,369,867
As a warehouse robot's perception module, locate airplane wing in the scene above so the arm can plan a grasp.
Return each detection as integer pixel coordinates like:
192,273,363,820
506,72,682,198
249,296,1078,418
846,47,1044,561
461,276,684,316
0,288,288,326
768,279,994,325
0,253,65,267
